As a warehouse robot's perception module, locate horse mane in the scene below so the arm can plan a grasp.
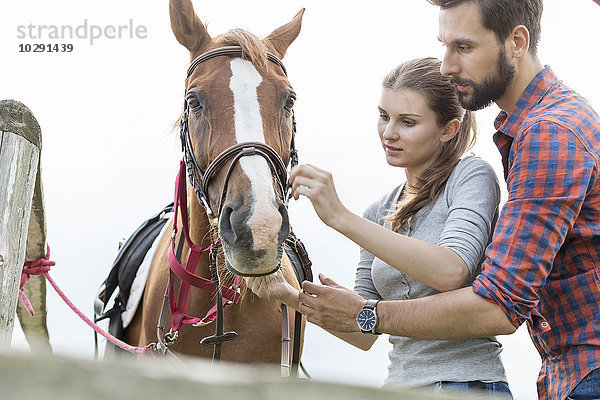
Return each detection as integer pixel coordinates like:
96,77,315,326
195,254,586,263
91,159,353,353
216,29,269,69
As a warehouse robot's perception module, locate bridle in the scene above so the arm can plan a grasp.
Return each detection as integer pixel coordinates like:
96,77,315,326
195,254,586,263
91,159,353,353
155,45,302,375
179,45,298,226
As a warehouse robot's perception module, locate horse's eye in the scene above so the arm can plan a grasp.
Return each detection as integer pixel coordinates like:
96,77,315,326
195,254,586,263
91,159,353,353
285,95,295,111
186,94,203,112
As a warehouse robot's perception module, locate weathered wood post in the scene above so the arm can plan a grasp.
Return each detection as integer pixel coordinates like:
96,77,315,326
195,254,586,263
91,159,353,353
0,100,50,350
14,105,52,352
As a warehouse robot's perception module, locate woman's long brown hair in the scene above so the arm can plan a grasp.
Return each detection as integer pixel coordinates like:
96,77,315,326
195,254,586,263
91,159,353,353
382,57,476,232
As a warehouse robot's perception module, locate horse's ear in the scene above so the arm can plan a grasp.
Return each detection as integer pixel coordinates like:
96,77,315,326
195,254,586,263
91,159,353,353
264,8,305,59
169,0,210,53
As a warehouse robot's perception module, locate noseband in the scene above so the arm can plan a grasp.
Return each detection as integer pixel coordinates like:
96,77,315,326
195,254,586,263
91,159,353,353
179,45,298,226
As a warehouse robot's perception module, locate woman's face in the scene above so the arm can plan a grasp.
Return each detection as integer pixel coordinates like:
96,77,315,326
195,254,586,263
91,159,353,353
377,88,446,177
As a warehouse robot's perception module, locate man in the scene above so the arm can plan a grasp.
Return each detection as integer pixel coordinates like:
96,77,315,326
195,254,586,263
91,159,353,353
295,1,600,399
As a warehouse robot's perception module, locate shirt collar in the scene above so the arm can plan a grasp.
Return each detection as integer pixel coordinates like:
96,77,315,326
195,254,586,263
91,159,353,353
494,65,558,138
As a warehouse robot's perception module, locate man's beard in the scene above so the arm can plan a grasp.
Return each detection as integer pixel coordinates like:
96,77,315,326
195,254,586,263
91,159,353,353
452,47,516,111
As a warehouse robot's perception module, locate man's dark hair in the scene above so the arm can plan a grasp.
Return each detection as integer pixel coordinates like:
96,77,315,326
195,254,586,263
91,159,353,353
427,0,543,56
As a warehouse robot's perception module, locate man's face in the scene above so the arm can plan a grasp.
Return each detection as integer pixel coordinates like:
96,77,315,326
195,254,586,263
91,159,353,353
438,1,516,111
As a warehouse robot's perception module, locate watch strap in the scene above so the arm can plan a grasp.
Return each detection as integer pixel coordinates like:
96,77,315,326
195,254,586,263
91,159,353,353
358,299,381,335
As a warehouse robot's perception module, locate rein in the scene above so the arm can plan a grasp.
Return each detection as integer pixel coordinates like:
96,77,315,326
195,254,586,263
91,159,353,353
160,45,303,372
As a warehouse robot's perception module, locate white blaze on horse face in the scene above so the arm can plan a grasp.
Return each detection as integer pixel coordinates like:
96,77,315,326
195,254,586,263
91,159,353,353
229,58,282,251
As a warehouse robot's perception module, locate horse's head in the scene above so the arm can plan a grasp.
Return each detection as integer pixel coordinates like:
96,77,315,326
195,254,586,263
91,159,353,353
170,0,303,277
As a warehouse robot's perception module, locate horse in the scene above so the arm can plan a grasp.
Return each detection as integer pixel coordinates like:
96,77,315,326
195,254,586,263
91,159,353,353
122,1,307,368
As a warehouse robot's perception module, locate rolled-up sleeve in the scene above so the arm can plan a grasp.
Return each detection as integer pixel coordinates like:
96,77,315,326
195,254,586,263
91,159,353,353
473,121,595,329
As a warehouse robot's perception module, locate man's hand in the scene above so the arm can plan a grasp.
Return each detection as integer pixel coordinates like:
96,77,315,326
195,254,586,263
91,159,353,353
298,273,366,332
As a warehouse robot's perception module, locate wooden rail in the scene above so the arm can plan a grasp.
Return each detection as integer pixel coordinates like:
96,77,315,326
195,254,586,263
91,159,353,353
0,351,474,400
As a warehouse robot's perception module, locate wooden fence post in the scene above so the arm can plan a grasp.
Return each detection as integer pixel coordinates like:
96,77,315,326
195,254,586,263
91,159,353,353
14,103,52,352
0,100,42,349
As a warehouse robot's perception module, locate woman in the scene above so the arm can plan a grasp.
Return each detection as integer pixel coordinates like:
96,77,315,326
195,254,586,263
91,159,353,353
246,57,511,397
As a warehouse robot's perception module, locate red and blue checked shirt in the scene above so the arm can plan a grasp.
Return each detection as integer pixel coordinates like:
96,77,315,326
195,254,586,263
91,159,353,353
473,66,600,400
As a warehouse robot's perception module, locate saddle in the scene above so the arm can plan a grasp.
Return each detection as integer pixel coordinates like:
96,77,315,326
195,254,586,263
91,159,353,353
94,203,312,346
94,203,174,342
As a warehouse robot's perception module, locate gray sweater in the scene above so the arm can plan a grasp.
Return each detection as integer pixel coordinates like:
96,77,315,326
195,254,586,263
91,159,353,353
354,156,507,388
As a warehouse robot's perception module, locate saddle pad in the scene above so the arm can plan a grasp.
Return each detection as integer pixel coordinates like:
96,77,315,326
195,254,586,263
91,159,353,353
101,203,174,311
121,216,172,328
95,203,173,336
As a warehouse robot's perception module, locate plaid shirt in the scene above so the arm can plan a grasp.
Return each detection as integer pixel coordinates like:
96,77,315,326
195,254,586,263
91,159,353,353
473,66,600,400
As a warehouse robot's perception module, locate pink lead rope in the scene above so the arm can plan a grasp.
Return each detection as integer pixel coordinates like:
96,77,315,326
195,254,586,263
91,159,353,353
20,245,154,356
20,246,55,316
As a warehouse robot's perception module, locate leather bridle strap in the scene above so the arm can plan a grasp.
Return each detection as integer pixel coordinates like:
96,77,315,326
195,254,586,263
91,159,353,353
291,310,303,376
183,131,293,222
186,45,287,79
281,304,291,376
202,141,288,202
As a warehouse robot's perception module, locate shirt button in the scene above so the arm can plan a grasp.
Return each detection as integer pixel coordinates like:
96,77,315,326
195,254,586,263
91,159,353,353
541,322,549,329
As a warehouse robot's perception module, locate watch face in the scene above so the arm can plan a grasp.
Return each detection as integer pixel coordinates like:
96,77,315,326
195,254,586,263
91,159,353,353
357,308,377,331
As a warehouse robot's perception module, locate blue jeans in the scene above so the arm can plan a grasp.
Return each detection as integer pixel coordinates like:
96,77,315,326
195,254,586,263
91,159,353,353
428,381,513,398
567,368,600,400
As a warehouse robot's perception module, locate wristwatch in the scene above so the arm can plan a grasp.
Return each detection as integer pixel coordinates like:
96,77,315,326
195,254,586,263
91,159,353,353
356,299,381,335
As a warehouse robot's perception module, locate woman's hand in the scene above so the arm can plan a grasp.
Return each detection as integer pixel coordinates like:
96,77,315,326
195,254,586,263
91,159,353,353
289,164,350,229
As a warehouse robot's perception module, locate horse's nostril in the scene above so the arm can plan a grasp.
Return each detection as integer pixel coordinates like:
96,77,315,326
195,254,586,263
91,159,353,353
278,201,290,245
219,204,236,245
219,202,253,248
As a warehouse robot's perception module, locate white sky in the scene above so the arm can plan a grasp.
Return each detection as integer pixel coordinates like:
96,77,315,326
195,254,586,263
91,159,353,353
1,1,600,399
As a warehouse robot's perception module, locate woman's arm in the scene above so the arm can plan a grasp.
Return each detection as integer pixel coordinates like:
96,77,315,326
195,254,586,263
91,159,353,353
337,212,469,291
289,164,472,291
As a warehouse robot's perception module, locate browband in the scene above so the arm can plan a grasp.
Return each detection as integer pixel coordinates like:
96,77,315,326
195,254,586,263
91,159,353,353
187,45,287,78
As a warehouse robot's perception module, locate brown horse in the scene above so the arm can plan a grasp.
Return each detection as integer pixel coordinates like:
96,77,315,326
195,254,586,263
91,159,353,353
124,1,306,366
